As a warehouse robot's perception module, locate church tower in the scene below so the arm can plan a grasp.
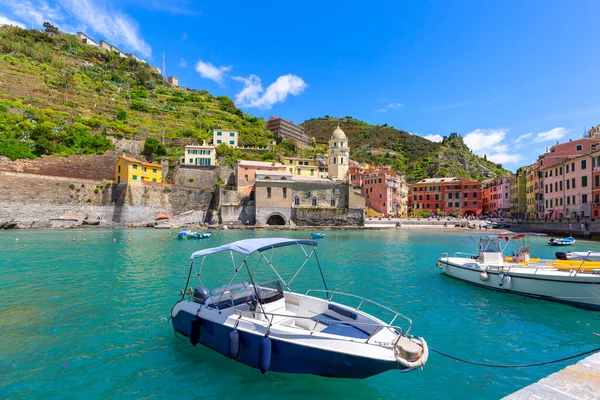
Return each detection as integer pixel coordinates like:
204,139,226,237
328,125,349,180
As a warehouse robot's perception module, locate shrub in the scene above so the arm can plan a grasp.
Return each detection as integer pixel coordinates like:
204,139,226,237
116,108,127,121
130,100,149,112
142,137,166,157
188,177,194,182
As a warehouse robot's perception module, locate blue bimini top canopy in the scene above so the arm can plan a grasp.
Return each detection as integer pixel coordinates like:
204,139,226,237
190,238,317,260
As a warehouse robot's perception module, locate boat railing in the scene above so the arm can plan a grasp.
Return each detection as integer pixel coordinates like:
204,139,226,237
233,309,407,344
304,289,412,335
454,251,477,258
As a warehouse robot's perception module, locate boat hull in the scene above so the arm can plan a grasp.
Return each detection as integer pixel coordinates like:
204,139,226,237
171,309,398,378
438,259,600,310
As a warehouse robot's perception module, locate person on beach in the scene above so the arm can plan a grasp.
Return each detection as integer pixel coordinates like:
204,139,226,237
569,223,573,232
581,222,586,232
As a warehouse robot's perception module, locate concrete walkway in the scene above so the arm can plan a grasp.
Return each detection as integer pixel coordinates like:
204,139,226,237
503,352,600,399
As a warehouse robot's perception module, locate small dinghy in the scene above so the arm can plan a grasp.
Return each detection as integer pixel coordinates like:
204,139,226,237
177,230,212,239
548,237,575,246
556,251,600,261
170,238,428,378
311,231,325,239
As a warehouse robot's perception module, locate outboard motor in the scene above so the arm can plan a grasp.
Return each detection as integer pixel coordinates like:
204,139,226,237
192,286,210,304
556,252,568,260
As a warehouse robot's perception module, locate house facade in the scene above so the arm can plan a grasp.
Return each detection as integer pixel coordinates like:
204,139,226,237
115,155,162,184
409,177,482,216
279,156,326,178
181,143,216,167
483,177,511,217
362,168,407,217
235,160,287,197
213,129,238,147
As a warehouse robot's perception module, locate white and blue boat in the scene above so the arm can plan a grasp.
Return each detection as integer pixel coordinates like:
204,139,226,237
548,237,575,246
310,231,325,239
170,238,428,378
177,230,212,240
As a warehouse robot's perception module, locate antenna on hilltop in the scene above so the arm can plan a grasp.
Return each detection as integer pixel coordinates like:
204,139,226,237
162,52,166,79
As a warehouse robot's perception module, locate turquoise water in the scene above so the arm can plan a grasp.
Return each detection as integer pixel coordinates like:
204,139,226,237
2,229,600,399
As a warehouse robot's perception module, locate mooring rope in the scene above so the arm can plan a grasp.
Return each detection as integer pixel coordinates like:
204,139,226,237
429,346,600,368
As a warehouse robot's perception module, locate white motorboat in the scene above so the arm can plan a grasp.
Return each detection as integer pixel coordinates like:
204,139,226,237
170,238,428,378
555,251,600,261
437,234,600,310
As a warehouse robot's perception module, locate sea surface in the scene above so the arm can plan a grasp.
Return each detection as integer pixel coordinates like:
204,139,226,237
2,229,600,399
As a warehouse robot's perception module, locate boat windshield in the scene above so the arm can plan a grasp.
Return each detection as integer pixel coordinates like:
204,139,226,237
480,238,502,253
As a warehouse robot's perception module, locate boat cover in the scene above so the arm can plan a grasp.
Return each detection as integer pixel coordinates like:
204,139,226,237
190,238,317,260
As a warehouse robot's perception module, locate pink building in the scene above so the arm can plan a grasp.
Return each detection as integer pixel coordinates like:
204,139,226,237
362,168,408,216
541,153,593,218
483,177,511,217
236,160,286,196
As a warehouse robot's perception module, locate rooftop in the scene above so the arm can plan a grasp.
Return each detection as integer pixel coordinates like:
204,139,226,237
238,160,285,167
416,177,461,184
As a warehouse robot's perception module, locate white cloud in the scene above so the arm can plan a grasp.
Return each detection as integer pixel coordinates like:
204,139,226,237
423,134,443,142
463,128,522,165
195,60,231,85
533,127,568,142
0,15,26,28
515,132,532,143
234,74,307,109
487,153,522,164
0,0,152,58
179,58,187,68
376,102,403,113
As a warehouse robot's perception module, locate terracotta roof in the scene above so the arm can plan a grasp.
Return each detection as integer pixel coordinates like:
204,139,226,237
119,155,141,163
119,155,162,169
142,162,162,168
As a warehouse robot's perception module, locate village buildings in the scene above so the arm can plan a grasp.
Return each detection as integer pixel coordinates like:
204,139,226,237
482,177,511,217
362,168,408,217
409,177,482,217
280,156,327,178
266,117,312,147
115,155,162,184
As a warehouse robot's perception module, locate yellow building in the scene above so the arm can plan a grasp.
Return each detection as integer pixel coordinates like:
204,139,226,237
280,156,325,178
115,155,163,184
525,163,536,218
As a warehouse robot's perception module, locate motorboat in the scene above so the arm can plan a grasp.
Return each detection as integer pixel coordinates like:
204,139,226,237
555,251,600,261
177,230,212,239
310,231,325,239
548,237,575,246
170,238,428,378
437,234,600,310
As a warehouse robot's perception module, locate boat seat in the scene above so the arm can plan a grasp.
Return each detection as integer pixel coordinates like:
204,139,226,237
206,287,255,310
311,313,370,340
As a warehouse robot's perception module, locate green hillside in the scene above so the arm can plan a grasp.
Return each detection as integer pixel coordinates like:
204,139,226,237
0,25,275,163
303,117,512,182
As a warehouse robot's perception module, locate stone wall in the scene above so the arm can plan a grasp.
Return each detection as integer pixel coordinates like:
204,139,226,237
256,206,293,227
291,208,364,226
0,151,121,181
220,201,256,225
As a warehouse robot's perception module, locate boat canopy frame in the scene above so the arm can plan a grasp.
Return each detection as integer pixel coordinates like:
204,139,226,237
181,238,328,316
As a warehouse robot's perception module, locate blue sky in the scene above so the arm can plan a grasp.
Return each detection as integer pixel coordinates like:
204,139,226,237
1,0,599,171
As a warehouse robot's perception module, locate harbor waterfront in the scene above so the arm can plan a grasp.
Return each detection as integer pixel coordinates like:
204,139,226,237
2,229,600,399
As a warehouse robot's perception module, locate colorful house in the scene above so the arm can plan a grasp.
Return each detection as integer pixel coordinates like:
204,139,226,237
279,156,326,178
181,142,216,167
409,177,483,217
115,155,163,184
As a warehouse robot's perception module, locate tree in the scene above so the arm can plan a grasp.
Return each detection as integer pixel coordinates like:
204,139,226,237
142,137,167,159
43,22,59,35
57,69,76,103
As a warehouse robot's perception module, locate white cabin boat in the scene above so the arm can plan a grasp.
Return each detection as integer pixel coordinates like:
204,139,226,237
437,234,600,310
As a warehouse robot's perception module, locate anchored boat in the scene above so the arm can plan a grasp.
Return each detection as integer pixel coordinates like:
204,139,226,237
437,234,600,310
310,231,325,239
170,238,428,378
548,237,575,246
177,230,212,239
555,251,600,261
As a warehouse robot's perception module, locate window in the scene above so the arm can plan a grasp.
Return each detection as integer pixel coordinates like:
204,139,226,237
546,199,548,208
426,194,430,200
474,202,477,206
567,180,570,190
132,175,137,180
550,199,553,208
448,202,452,208
560,181,562,190
333,157,336,164
310,169,314,176
455,202,459,207
330,199,336,207
229,140,235,145
294,196,300,206
266,187,271,199
573,196,576,204
448,193,453,199
560,198,563,205
118,165,121,173
426,204,430,208
555,182,558,192
132,164,138,169
464,202,468,207
566,165,569,173
596,175,599,187
312,198,317,206
217,140,222,144
230,132,235,137
217,131,222,136
582,176,588,187
576,144,582,151
572,177,576,188
572,162,575,171
545,184,548,193
560,167,563,175
152,178,156,182
153,169,157,173
297,168,301,174
567,196,571,205
583,194,588,204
